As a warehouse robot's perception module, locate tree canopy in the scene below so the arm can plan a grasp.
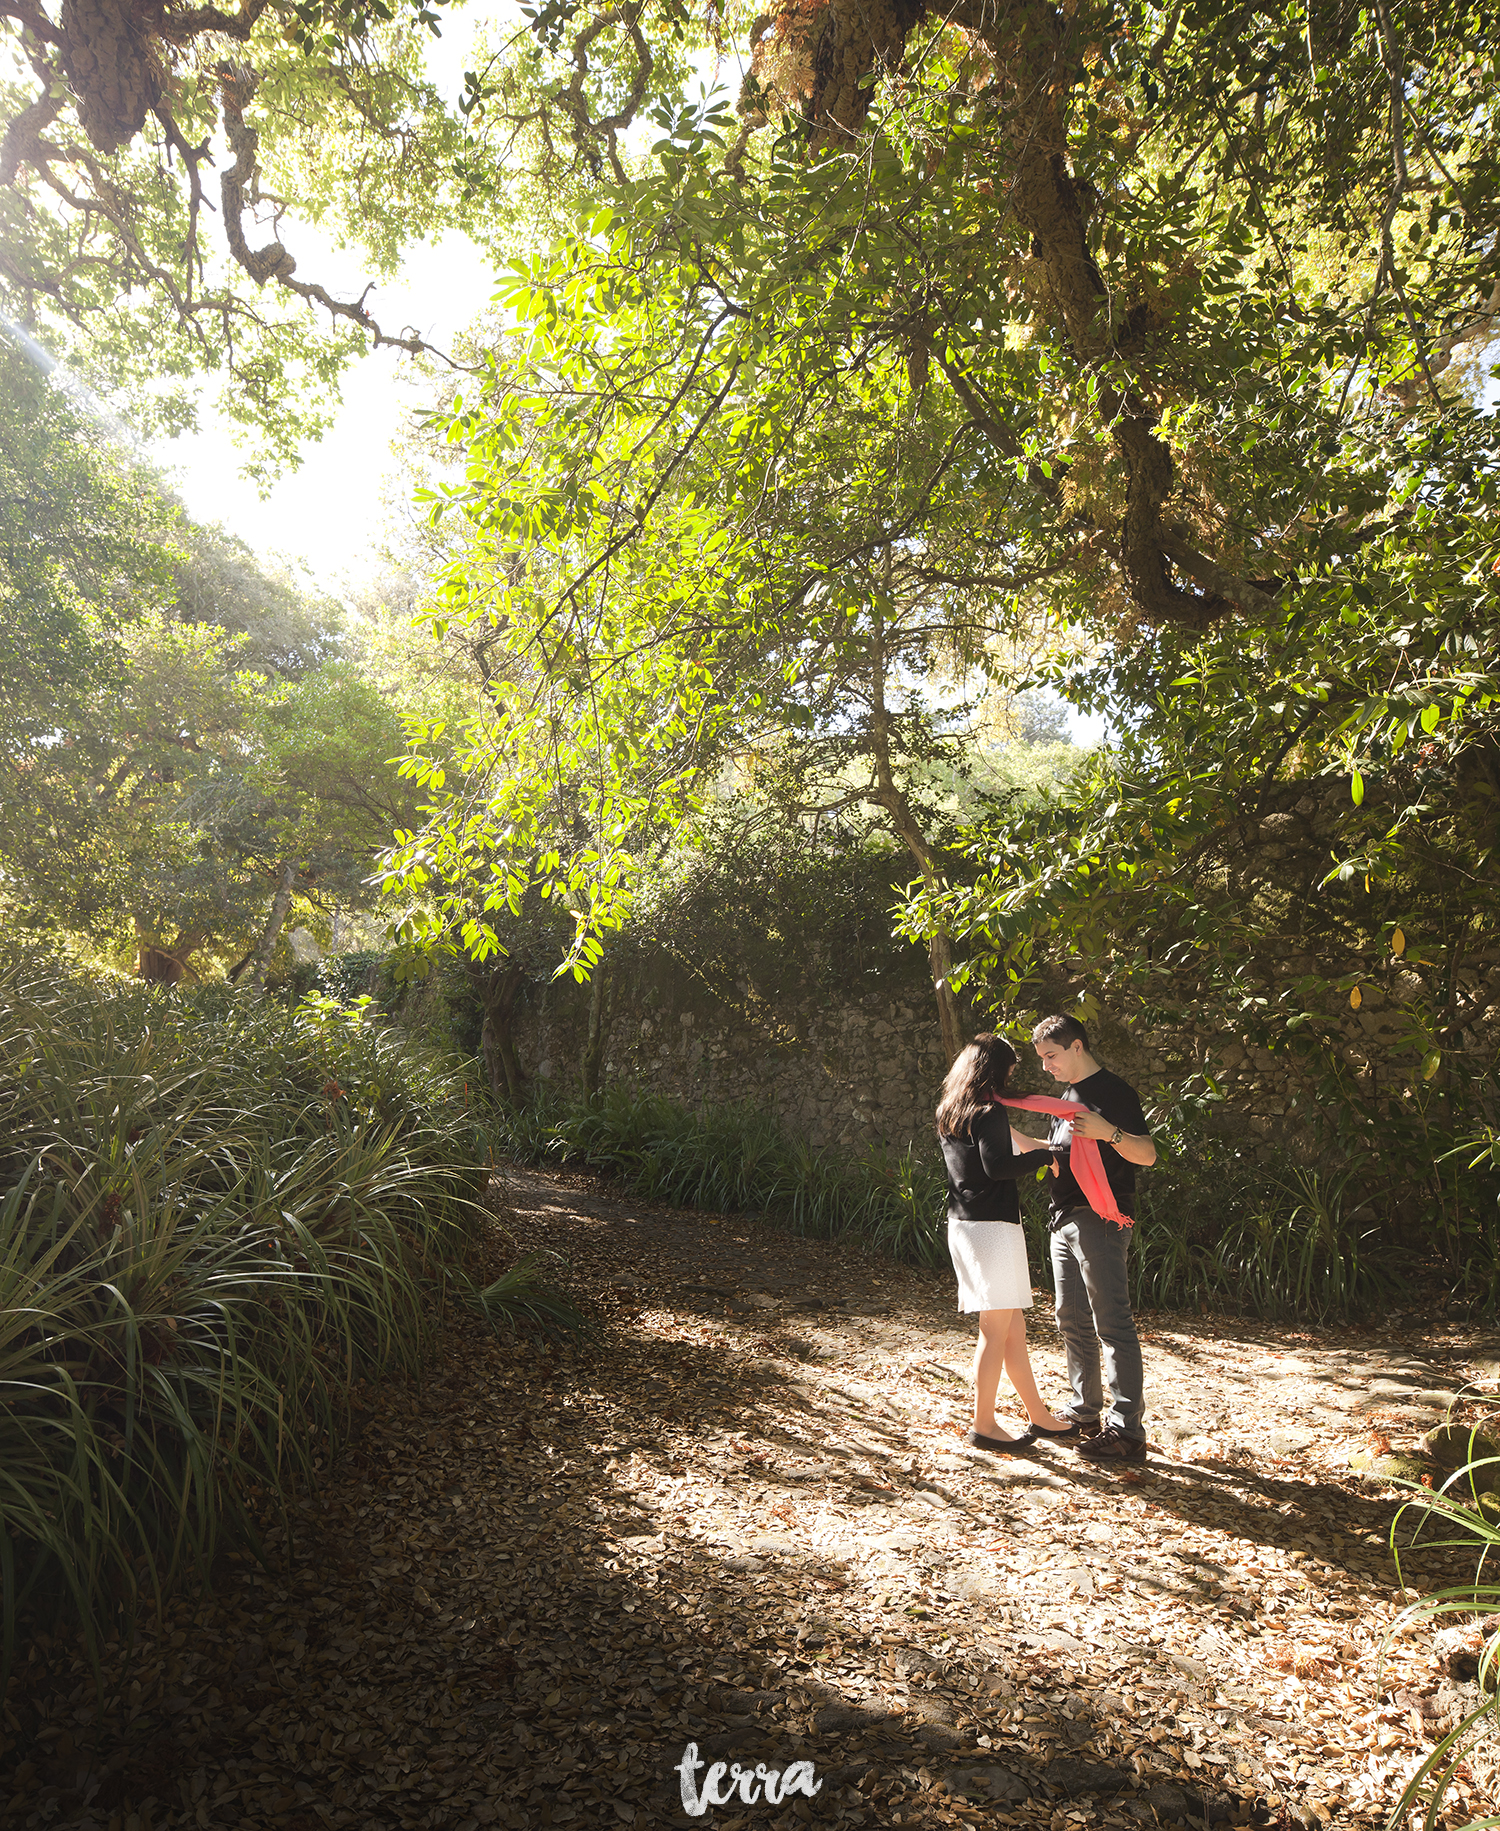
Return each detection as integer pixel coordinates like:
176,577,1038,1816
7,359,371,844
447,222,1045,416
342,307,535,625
0,0,692,464
6,0,1498,1200
0,340,417,979
385,0,1485,926
366,0,1500,1194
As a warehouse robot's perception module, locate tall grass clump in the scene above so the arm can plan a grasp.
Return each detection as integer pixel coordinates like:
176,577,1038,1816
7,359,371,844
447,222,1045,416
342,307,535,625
1123,1151,1390,1322
494,1085,1399,1322
1381,1450,1500,1830
493,1085,951,1269
0,956,492,1677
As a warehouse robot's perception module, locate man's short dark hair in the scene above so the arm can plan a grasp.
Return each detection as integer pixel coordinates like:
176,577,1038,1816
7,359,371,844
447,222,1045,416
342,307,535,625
1032,1013,1090,1053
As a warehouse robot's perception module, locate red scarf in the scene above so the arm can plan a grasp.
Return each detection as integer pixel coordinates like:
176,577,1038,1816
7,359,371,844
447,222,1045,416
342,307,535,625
995,1094,1134,1229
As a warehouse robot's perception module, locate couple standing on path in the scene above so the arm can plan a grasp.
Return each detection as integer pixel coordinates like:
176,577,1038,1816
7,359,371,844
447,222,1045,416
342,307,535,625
938,1015,1156,1464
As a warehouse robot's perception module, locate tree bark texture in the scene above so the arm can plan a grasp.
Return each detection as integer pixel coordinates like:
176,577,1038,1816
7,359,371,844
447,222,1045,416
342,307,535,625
58,0,161,153
581,961,614,1097
748,0,1265,629
476,961,528,1106
243,858,297,992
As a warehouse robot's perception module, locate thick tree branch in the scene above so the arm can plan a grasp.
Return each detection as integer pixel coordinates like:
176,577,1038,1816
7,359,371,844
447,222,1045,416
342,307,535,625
159,0,269,41
556,2,653,173
217,69,453,361
0,90,64,186
1158,529,1282,620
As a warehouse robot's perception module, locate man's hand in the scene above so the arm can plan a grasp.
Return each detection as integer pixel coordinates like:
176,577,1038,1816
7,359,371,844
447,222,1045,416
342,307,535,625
1070,1108,1157,1166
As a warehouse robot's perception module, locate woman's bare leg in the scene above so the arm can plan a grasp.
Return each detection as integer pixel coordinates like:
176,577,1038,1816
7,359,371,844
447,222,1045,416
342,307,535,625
1000,1309,1071,1428
973,1309,1027,1439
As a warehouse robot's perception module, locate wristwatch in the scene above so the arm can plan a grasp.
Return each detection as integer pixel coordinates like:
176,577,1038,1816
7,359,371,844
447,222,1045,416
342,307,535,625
1109,1126,1124,1145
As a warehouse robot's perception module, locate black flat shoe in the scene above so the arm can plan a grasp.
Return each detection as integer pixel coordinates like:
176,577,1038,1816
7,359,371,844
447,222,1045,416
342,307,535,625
966,1427,1036,1455
1020,1418,1084,1443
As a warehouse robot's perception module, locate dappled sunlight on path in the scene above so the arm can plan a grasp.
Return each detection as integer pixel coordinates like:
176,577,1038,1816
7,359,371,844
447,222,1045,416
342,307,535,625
3,1166,1495,1829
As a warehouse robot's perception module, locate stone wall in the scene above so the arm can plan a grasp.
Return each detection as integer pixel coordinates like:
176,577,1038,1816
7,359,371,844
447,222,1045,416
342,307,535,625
517,950,968,1152
514,951,1161,1152
504,933,1500,1164
379,814,1499,1169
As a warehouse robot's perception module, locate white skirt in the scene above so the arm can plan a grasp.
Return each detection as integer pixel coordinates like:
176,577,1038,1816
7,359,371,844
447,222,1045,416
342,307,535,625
948,1217,1034,1313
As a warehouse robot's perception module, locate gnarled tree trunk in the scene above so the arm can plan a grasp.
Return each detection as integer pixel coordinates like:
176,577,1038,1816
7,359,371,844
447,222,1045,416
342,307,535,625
135,921,204,985
474,960,528,1105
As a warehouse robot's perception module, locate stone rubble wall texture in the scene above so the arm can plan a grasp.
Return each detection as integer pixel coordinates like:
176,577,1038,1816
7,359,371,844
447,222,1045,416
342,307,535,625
506,935,1500,1158
518,952,958,1152
1187,944,1500,1141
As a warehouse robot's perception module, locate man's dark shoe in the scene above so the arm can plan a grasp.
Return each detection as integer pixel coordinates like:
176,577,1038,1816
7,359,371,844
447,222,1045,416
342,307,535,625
1076,1424,1148,1464
1051,1412,1102,1441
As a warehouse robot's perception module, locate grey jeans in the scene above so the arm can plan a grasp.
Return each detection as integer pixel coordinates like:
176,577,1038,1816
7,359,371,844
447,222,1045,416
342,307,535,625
1049,1206,1145,1440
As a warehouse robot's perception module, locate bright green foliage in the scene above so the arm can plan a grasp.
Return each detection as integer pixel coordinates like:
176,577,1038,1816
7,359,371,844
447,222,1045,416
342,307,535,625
912,411,1500,1250
388,192,1069,978
171,519,343,676
384,672,691,982
7,602,417,975
0,953,488,1675
248,661,422,903
0,347,182,765
395,0,1499,964
0,346,424,977
0,0,694,463
391,0,1500,1214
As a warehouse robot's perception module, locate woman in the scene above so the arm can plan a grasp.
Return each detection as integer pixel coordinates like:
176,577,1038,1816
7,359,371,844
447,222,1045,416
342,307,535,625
938,1033,1076,1452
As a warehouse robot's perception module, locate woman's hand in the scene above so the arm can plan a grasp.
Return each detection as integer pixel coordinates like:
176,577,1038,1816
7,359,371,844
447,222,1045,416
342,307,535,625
1010,1127,1042,1155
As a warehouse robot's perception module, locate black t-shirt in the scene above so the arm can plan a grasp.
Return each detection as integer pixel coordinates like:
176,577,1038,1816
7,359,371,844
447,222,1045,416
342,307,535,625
942,1105,1052,1225
1042,1068,1150,1218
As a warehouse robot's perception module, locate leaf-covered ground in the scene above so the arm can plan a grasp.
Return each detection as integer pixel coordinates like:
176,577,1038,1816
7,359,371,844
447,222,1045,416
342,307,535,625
4,1167,1497,1831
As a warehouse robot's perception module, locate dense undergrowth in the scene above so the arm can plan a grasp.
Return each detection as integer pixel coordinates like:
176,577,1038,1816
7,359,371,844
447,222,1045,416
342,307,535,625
495,1086,953,1271
0,959,544,1676
490,1085,1396,1321
1386,1459,1500,1828
1128,1154,1392,1321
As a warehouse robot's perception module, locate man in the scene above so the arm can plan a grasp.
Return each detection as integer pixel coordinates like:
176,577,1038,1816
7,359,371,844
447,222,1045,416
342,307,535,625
1019,1015,1156,1464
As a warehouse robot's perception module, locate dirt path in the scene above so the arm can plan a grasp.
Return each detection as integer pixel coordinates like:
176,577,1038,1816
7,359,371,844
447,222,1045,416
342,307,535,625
4,1167,1497,1831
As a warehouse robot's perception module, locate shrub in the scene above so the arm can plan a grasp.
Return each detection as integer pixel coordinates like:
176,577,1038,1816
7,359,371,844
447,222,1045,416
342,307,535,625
1122,1154,1391,1321
0,955,491,1676
1383,1449,1500,1829
493,1085,1394,1321
492,1085,952,1270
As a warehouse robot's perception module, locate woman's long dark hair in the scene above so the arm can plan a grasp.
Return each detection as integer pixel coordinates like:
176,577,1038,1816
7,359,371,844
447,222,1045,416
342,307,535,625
935,1032,1018,1139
